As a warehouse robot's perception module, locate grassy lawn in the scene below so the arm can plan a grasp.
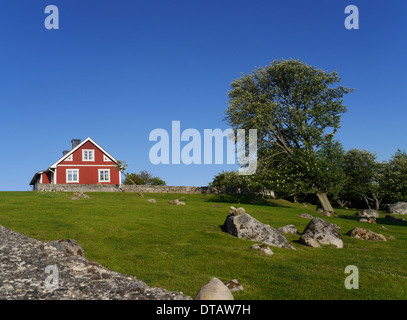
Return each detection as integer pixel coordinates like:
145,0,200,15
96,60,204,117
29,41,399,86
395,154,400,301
0,191,406,299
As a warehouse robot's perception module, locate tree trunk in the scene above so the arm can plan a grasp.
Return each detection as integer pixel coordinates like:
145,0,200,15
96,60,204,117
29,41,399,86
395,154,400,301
317,192,335,214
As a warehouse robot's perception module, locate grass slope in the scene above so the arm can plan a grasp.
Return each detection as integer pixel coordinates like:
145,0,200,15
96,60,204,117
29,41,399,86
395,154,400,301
0,191,406,299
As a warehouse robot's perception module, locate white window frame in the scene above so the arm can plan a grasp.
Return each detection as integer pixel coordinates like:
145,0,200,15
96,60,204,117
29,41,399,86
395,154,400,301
103,155,110,162
82,149,95,162
66,169,79,183
98,169,110,183
65,154,73,161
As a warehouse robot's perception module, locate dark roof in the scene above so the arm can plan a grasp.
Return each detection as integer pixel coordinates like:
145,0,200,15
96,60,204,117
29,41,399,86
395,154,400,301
29,169,49,186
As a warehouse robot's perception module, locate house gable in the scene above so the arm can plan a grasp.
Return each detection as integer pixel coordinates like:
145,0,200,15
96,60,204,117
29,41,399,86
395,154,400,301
50,137,118,168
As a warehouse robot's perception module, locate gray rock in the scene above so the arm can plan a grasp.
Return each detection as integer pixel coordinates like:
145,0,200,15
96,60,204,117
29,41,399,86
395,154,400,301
356,209,379,218
0,225,190,300
299,213,314,219
169,199,186,205
48,239,85,257
147,199,156,203
299,218,343,248
359,218,369,223
347,227,387,241
298,234,321,248
229,206,245,216
251,243,274,255
224,279,244,293
387,202,407,215
195,277,234,300
69,192,90,200
277,225,299,235
224,213,295,249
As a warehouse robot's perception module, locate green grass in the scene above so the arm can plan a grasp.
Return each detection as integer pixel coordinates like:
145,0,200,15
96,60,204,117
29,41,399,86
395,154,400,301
0,191,406,299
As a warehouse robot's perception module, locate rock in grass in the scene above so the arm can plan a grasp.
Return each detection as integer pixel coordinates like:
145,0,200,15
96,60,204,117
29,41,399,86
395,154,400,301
229,206,245,216
224,279,244,293
69,192,90,200
251,243,274,256
169,199,185,205
347,228,387,241
224,213,295,249
277,224,299,235
147,199,156,203
195,277,234,300
299,213,313,219
48,239,85,257
299,218,343,248
387,202,407,215
356,209,379,218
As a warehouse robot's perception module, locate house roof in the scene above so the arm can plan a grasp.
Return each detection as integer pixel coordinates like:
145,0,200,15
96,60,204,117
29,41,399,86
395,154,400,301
49,137,119,169
29,170,49,186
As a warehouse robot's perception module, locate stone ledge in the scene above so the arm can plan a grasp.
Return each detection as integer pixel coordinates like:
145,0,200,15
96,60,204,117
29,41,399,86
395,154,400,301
0,225,191,300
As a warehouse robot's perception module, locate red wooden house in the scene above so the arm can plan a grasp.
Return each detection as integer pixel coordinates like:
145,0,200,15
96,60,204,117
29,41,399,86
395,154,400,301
30,137,121,190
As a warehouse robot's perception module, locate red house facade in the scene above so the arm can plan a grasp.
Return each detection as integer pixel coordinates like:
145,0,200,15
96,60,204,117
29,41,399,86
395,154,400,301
30,137,121,190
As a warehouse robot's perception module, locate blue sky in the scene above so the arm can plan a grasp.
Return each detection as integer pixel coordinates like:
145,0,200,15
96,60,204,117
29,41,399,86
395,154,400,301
0,0,406,191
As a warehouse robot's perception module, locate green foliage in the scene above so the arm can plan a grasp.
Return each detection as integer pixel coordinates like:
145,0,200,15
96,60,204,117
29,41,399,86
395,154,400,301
225,59,352,207
340,149,382,209
123,170,166,186
380,150,407,203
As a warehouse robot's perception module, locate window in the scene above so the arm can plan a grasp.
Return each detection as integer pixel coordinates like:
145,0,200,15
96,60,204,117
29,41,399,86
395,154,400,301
103,155,110,162
98,169,110,182
66,169,79,183
82,149,95,161
66,155,73,161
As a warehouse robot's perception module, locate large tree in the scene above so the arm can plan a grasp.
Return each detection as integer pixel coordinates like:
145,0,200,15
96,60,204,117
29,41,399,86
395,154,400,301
225,59,352,212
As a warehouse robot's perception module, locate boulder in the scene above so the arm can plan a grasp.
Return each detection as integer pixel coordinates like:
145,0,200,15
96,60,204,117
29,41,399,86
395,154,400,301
299,218,343,248
321,211,332,217
195,277,234,300
298,234,321,248
229,206,245,216
224,279,244,293
359,218,368,223
299,213,313,219
47,239,85,257
356,209,379,218
147,199,156,203
69,192,90,200
346,228,386,241
387,202,407,215
277,225,299,235
169,199,186,205
224,213,295,249
251,243,274,256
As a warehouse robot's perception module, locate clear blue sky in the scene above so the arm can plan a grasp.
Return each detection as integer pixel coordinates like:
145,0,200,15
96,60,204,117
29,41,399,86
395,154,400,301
0,0,406,191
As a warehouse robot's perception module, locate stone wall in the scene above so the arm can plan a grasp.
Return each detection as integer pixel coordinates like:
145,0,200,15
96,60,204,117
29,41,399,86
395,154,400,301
36,183,274,197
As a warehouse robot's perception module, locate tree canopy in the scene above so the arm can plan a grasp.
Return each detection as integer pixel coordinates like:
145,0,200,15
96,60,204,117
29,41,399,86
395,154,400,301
225,59,353,212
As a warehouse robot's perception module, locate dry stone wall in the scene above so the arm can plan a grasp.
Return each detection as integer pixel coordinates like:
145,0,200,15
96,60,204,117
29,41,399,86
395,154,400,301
36,183,274,197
